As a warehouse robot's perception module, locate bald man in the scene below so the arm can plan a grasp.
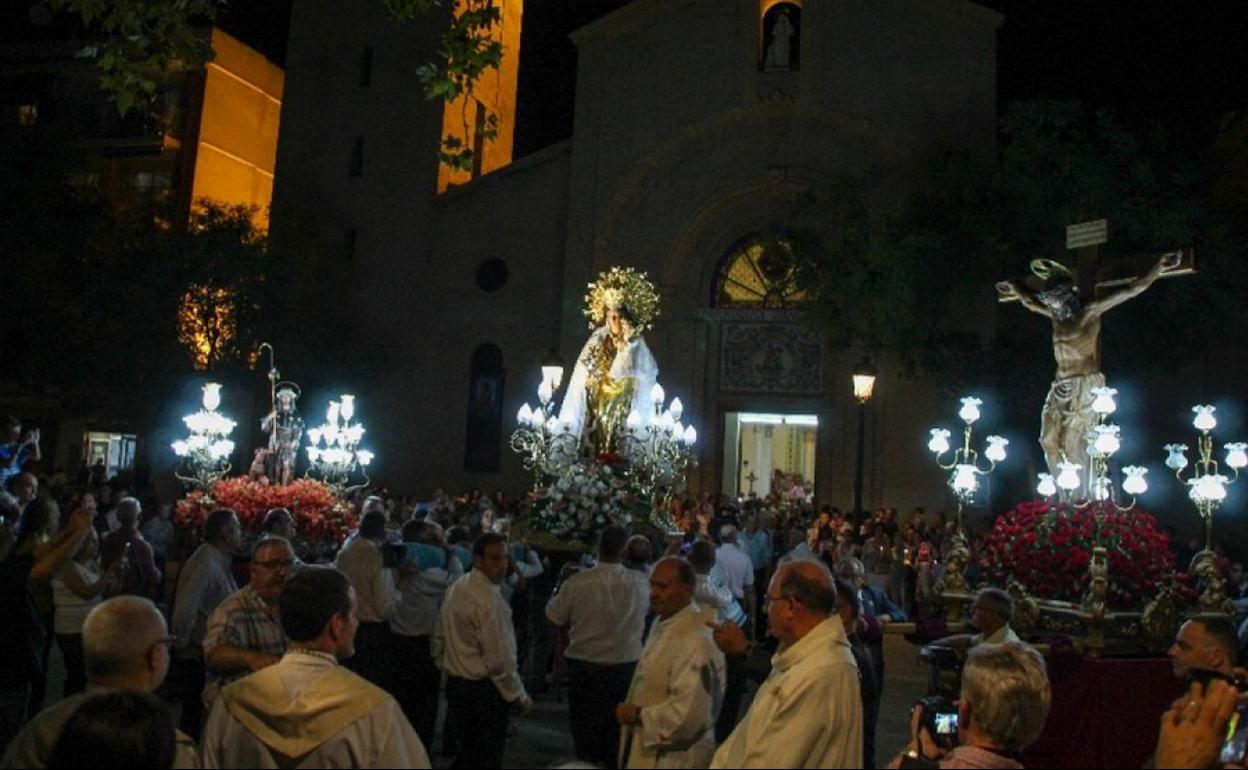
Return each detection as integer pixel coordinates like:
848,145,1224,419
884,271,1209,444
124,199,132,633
1,597,196,768
712,560,863,769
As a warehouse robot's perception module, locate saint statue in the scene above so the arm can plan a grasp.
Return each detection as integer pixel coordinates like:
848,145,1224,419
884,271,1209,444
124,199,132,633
764,8,795,70
261,384,304,485
559,267,661,455
996,251,1180,476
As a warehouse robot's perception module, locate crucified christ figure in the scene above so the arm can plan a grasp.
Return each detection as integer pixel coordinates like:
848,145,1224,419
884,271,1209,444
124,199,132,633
996,250,1181,476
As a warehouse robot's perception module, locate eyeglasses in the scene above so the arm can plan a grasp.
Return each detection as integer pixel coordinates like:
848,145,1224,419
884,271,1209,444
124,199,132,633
764,593,794,608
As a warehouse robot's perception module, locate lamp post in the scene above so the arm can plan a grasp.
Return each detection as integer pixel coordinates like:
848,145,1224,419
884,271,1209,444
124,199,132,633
852,358,878,528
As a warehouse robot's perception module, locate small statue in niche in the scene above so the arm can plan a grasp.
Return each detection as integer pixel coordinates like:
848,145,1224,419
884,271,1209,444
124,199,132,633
764,8,796,70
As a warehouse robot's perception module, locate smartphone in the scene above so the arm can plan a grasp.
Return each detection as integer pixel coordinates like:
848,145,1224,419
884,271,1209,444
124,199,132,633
1221,703,1248,766
934,712,959,736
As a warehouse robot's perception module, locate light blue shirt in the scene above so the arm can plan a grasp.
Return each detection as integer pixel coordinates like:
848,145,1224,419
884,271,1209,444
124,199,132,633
740,530,771,570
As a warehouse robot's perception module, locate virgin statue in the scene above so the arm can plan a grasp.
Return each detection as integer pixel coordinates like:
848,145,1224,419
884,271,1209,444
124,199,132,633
558,267,661,455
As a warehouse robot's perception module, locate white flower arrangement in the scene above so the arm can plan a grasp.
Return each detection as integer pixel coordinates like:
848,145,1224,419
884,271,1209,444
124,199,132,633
530,460,648,542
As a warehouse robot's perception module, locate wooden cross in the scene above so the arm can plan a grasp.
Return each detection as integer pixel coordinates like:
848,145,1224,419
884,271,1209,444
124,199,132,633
999,218,1197,303
745,471,759,494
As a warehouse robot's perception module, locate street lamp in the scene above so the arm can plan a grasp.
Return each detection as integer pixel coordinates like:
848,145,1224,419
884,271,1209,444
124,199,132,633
852,358,878,525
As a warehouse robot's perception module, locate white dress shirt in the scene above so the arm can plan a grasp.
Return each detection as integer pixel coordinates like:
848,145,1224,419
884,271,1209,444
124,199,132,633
501,546,544,603
335,538,398,624
434,570,528,703
545,562,649,665
972,624,1021,647
172,544,238,650
695,570,746,626
391,554,464,638
714,543,755,601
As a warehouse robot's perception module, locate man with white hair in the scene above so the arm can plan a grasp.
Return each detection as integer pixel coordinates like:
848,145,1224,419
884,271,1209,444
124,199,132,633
712,560,863,768
98,497,160,598
1,596,196,768
889,643,1051,768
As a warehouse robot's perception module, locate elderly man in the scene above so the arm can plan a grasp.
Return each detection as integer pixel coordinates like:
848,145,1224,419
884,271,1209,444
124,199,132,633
437,533,532,768
201,537,294,712
937,588,1023,658
889,643,1051,768
98,497,161,598
1,596,195,769
1169,616,1239,680
711,560,863,768
547,524,649,768
170,507,242,736
201,566,429,768
616,557,724,769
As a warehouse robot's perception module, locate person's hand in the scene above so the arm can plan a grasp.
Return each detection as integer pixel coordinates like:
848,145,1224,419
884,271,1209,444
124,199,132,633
615,703,641,726
910,703,948,761
709,619,750,657
1155,680,1239,770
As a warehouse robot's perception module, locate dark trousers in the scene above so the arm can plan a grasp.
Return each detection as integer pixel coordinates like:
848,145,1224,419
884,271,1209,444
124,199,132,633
567,658,636,769
445,676,510,769
28,611,53,716
169,654,206,739
716,617,752,742
56,633,87,696
0,684,29,752
391,633,440,750
344,621,393,690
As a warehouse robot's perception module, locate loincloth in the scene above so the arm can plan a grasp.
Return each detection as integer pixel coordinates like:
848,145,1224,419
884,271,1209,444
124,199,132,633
1044,372,1106,426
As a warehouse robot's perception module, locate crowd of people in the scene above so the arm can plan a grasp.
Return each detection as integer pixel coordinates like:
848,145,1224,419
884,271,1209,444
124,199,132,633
2,414,1248,768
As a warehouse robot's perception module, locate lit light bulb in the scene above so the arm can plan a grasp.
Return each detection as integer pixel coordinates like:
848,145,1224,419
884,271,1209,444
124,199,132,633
1198,474,1229,503
1165,444,1189,471
202,382,222,411
542,364,564,391
1092,425,1122,456
651,383,666,406
1193,405,1218,433
1122,466,1149,496
959,397,983,425
1225,443,1248,471
1091,387,1119,416
626,410,641,431
357,450,374,467
538,380,554,406
952,464,979,495
172,440,189,457
1057,462,1083,492
1091,477,1112,502
327,401,341,425
986,436,1009,463
1037,474,1057,498
928,428,951,455
518,404,533,426
670,398,684,421
339,394,355,422
673,421,685,440
684,425,697,445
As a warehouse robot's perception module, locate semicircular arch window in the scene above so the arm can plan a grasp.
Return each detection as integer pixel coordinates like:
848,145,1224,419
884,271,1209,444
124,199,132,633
713,235,814,308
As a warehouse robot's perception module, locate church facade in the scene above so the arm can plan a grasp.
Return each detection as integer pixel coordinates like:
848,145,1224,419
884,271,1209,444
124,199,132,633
271,0,1003,510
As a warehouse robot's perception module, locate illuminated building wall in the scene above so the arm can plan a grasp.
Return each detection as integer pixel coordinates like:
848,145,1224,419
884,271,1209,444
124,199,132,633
437,0,523,192
188,28,284,229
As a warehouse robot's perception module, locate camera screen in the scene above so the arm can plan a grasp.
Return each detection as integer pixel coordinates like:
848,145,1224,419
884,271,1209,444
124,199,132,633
935,712,959,735
1221,706,1248,765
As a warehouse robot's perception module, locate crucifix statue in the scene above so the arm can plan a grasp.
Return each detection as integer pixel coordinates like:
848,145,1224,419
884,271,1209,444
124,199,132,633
995,219,1194,476
745,470,759,495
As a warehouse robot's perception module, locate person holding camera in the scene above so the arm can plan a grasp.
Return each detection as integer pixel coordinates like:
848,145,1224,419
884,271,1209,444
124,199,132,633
889,642,1051,769
0,417,40,494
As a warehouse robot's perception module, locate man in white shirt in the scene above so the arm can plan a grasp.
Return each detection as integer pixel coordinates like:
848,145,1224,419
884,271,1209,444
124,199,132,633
391,520,463,748
712,560,863,769
688,540,746,626
546,524,649,768
713,525,756,741
436,533,532,768
615,557,725,769
335,511,402,691
170,507,241,737
201,566,429,768
935,587,1023,656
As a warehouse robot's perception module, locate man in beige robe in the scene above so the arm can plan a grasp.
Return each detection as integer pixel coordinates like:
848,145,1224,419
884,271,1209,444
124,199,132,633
711,560,863,769
616,557,725,769
200,567,429,769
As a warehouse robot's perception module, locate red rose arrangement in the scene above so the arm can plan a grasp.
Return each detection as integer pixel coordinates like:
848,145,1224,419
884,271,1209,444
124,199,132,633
175,477,357,544
980,500,1188,608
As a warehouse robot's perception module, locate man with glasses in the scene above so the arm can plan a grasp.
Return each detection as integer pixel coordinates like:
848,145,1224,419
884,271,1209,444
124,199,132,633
1,596,196,768
201,537,294,713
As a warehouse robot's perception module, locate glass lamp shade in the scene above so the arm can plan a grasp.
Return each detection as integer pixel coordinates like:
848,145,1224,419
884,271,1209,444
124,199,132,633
537,380,554,406
307,447,322,462
327,402,341,425
1165,444,1190,471
518,404,533,426
1092,425,1122,456
1122,466,1149,496
1090,387,1118,416
1091,477,1112,502
670,398,684,421
172,440,189,457
928,428,951,455
202,383,223,411
952,464,979,495
673,421,685,439
1037,474,1058,498
357,450,374,467
650,383,666,406
959,397,983,425
1193,405,1218,433
542,365,565,391
659,412,675,432
339,394,355,422
1197,474,1229,502
684,426,697,445
306,428,323,446
626,410,642,431
1057,462,1083,492
852,358,878,403
1225,443,1248,470
985,436,1009,463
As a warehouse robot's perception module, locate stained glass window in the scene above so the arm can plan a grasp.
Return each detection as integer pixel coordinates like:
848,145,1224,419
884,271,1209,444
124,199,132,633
714,235,813,308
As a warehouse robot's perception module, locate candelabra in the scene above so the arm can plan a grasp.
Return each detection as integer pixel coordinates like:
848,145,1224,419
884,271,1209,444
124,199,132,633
510,364,580,487
1035,387,1148,511
617,383,698,511
1164,405,1246,613
172,383,238,490
927,396,1008,595
305,395,374,495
